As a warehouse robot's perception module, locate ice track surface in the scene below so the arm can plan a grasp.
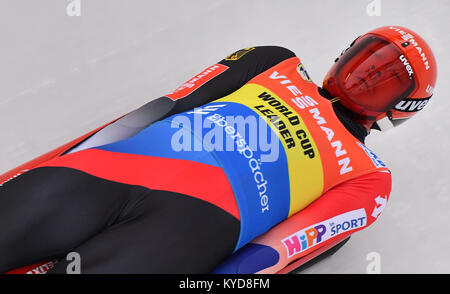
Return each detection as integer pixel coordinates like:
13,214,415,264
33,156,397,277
0,0,449,274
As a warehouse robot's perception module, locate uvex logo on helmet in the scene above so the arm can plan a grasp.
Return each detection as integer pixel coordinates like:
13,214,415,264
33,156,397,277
380,26,437,127
394,97,430,112
399,55,414,77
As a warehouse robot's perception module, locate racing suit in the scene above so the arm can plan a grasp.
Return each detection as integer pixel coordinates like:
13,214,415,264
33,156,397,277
0,46,391,274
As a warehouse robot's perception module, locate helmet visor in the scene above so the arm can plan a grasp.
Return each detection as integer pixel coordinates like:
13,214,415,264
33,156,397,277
333,34,416,114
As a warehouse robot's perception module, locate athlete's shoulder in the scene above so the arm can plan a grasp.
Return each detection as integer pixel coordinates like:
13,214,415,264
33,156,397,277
219,46,297,67
346,170,392,195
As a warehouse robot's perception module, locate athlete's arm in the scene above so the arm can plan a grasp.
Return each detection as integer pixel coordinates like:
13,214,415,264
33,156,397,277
66,46,296,153
213,170,392,274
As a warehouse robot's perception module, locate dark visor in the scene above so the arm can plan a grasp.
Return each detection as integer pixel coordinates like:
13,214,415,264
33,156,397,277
333,34,416,114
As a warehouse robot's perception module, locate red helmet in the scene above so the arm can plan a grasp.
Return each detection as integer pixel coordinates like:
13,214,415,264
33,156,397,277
323,26,437,131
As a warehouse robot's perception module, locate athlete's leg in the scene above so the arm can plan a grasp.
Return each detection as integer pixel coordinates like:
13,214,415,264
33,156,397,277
0,166,138,273
47,190,241,274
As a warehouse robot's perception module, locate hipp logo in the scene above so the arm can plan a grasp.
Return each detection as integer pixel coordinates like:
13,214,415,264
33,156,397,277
282,209,367,258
